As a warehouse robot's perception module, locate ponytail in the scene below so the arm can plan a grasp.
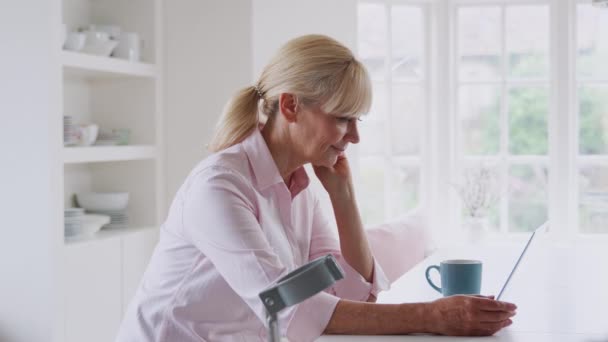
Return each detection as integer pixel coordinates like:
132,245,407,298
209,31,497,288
207,86,260,152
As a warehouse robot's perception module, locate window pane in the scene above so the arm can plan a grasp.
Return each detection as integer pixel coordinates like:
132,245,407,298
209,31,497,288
460,85,501,155
579,86,608,155
359,83,387,156
577,4,608,79
509,164,548,232
506,5,549,79
387,160,420,218
358,4,387,81
358,157,385,225
509,87,549,155
458,6,501,81
391,6,424,81
391,84,423,155
579,164,608,234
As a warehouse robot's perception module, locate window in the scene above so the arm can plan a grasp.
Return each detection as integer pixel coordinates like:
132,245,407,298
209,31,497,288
356,1,428,226
576,2,608,234
456,3,550,233
356,0,608,237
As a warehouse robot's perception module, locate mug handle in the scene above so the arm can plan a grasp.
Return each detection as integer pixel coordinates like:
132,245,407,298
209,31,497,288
425,265,442,294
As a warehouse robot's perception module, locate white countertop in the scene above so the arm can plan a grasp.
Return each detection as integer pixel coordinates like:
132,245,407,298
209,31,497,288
318,239,608,342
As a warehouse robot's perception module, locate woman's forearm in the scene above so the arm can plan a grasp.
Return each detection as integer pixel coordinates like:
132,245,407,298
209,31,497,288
324,299,430,335
330,190,374,282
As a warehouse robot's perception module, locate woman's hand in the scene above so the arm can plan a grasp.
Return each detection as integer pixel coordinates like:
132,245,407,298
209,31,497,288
312,154,354,199
425,295,517,336
314,154,373,280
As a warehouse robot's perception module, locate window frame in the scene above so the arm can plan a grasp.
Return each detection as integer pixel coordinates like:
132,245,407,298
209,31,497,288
354,0,432,225
452,0,552,235
574,0,608,237
355,0,608,240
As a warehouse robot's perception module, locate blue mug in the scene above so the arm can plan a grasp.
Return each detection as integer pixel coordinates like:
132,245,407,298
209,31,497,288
425,259,482,296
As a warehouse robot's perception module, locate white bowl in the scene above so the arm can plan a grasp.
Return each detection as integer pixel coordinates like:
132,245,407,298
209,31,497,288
88,25,122,40
76,192,129,211
65,214,110,237
81,40,118,57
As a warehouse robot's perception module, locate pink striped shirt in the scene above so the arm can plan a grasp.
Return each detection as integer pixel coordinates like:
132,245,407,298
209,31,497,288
116,129,390,342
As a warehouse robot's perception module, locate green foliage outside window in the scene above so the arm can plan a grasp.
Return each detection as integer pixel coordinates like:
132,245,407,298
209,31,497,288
579,87,608,154
509,87,548,155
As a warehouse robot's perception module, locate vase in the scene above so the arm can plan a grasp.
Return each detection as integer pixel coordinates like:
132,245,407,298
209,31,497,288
462,216,489,244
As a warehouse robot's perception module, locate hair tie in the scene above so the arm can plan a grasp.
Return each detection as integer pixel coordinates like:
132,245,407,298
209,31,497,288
254,85,264,98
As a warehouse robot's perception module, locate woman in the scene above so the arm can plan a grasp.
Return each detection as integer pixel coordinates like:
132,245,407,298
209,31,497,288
116,34,516,341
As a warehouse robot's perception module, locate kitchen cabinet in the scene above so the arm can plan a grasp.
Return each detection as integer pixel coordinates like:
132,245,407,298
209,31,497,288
65,238,122,342
121,227,159,313
60,0,164,340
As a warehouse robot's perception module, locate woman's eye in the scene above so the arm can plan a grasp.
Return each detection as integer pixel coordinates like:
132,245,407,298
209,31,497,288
333,116,362,124
336,117,357,123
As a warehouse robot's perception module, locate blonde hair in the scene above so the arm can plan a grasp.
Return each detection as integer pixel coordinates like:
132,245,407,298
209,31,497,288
207,34,372,152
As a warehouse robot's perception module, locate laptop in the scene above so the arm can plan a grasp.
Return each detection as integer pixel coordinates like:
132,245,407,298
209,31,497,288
496,221,549,300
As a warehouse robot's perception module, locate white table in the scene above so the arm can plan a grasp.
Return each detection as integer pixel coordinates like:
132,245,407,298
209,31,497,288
319,238,608,341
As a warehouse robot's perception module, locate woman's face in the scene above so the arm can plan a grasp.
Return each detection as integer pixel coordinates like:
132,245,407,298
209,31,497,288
295,104,360,167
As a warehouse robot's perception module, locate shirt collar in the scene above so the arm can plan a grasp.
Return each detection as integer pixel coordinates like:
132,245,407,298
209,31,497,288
242,129,310,198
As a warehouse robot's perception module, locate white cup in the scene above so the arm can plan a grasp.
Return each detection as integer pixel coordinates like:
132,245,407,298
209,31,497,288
77,124,99,146
64,32,86,51
114,32,142,61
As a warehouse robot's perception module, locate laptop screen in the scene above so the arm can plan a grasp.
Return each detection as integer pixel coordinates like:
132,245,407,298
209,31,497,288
496,222,549,300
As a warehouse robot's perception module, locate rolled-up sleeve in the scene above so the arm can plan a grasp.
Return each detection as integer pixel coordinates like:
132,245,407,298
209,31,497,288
308,195,390,302
181,168,338,341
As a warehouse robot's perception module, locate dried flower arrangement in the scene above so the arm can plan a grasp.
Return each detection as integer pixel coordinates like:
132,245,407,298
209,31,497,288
454,165,499,218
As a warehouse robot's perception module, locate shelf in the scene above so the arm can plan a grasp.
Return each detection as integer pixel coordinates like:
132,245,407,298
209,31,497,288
63,145,158,163
65,226,156,245
62,50,157,79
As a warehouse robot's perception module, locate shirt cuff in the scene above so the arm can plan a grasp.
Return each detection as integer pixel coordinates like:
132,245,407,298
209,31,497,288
370,258,391,296
332,257,390,302
284,291,340,342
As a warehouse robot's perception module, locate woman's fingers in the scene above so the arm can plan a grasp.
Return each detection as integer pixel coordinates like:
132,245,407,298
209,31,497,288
478,310,516,323
430,296,517,336
469,294,495,300
477,298,517,312
473,298,516,323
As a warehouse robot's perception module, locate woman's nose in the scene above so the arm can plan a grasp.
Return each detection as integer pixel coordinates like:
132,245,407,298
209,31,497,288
346,120,360,144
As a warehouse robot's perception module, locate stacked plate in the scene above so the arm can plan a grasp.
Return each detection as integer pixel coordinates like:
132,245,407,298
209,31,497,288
75,192,130,230
63,116,77,146
65,208,112,238
90,209,129,230
64,207,85,236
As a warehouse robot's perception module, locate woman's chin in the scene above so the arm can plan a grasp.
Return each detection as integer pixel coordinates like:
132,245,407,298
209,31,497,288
312,155,338,168
326,155,340,167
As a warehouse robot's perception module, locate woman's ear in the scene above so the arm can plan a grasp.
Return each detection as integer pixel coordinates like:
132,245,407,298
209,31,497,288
278,93,298,123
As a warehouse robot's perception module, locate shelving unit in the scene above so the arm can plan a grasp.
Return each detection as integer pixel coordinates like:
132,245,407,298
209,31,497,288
59,1,163,341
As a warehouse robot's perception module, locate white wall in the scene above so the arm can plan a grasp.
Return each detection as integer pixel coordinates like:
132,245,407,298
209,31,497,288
252,0,357,78
164,0,253,203
0,1,63,341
